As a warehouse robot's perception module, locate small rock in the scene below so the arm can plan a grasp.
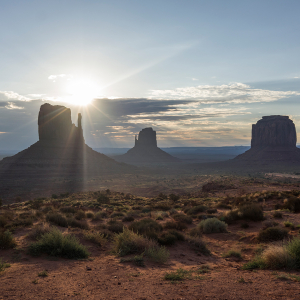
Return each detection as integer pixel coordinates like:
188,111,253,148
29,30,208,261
86,266,92,271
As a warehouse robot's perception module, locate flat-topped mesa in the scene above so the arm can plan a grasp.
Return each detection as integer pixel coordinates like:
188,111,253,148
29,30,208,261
135,127,157,148
38,103,84,144
251,115,296,148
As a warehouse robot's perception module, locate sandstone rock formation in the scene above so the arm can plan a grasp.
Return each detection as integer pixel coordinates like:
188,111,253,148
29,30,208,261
115,127,179,164
0,103,134,198
235,115,300,162
38,103,84,144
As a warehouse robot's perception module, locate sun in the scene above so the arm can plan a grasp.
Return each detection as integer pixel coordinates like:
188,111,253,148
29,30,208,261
65,78,101,106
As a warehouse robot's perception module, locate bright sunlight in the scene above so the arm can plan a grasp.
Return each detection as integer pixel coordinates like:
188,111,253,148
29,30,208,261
65,78,101,106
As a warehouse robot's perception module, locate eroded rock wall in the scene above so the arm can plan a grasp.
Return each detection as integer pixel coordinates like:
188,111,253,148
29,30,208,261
135,128,157,147
251,115,296,148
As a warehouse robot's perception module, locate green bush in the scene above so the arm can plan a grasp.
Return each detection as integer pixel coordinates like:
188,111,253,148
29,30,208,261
28,223,51,240
84,231,106,246
258,227,288,242
129,218,163,236
113,228,156,256
28,228,89,259
164,221,187,231
158,232,177,245
222,250,242,259
145,246,170,263
0,230,16,249
186,205,207,215
0,258,10,272
172,214,193,224
286,237,300,267
186,236,210,255
46,212,68,227
74,210,86,220
68,218,89,230
239,204,264,221
283,197,300,213
199,218,227,234
107,220,123,233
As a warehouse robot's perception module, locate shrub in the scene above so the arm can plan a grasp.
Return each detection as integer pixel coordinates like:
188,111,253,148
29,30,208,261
0,230,16,249
164,268,188,281
145,246,170,264
258,227,288,242
113,228,156,256
0,216,8,228
164,221,187,231
220,209,239,224
261,246,293,269
273,211,283,219
110,212,125,218
28,223,51,240
74,210,86,220
286,238,300,267
283,197,300,213
199,218,227,234
120,254,145,267
93,211,107,220
239,204,264,221
107,221,123,233
83,231,106,246
186,236,210,255
284,221,294,229
158,232,177,246
86,211,95,219
186,206,207,215
129,219,163,236
68,218,89,230
122,216,135,222
172,214,193,224
60,206,77,214
167,230,185,241
97,194,110,204
0,258,10,272
28,228,89,259
188,227,202,237
46,212,68,227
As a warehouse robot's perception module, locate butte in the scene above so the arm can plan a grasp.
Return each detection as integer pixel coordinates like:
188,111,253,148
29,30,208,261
0,103,134,199
235,115,300,162
114,127,179,165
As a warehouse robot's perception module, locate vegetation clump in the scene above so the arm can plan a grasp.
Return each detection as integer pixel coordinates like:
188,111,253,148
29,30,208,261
0,230,16,249
172,214,193,224
29,228,89,259
239,203,264,221
199,218,227,234
258,227,288,242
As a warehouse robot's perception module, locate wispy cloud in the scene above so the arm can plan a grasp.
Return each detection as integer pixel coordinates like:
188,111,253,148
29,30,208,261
149,82,300,104
48,74,72,82
0,91,31,101
5,102,24,110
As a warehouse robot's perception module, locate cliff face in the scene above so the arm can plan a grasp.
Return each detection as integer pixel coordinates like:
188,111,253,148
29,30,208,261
135,128,157,147
38,103,84,144
235,115,300,162
251,115,296,148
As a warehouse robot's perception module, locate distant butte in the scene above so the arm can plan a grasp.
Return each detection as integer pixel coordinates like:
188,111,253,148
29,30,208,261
235,115,300,162
115,127,179,164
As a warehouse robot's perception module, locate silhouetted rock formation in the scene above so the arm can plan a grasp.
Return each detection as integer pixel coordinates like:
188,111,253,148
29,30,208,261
235,115,300,162
115,127,179,164
38,103,84,144
0,103,134,198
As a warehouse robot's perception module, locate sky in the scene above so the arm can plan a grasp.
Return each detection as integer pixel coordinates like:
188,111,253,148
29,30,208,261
1,0,300,150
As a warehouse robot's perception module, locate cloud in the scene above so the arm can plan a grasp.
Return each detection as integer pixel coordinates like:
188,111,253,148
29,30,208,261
48,74,72,82
0,91,31,101
149,82,300,104
5,102,24,110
